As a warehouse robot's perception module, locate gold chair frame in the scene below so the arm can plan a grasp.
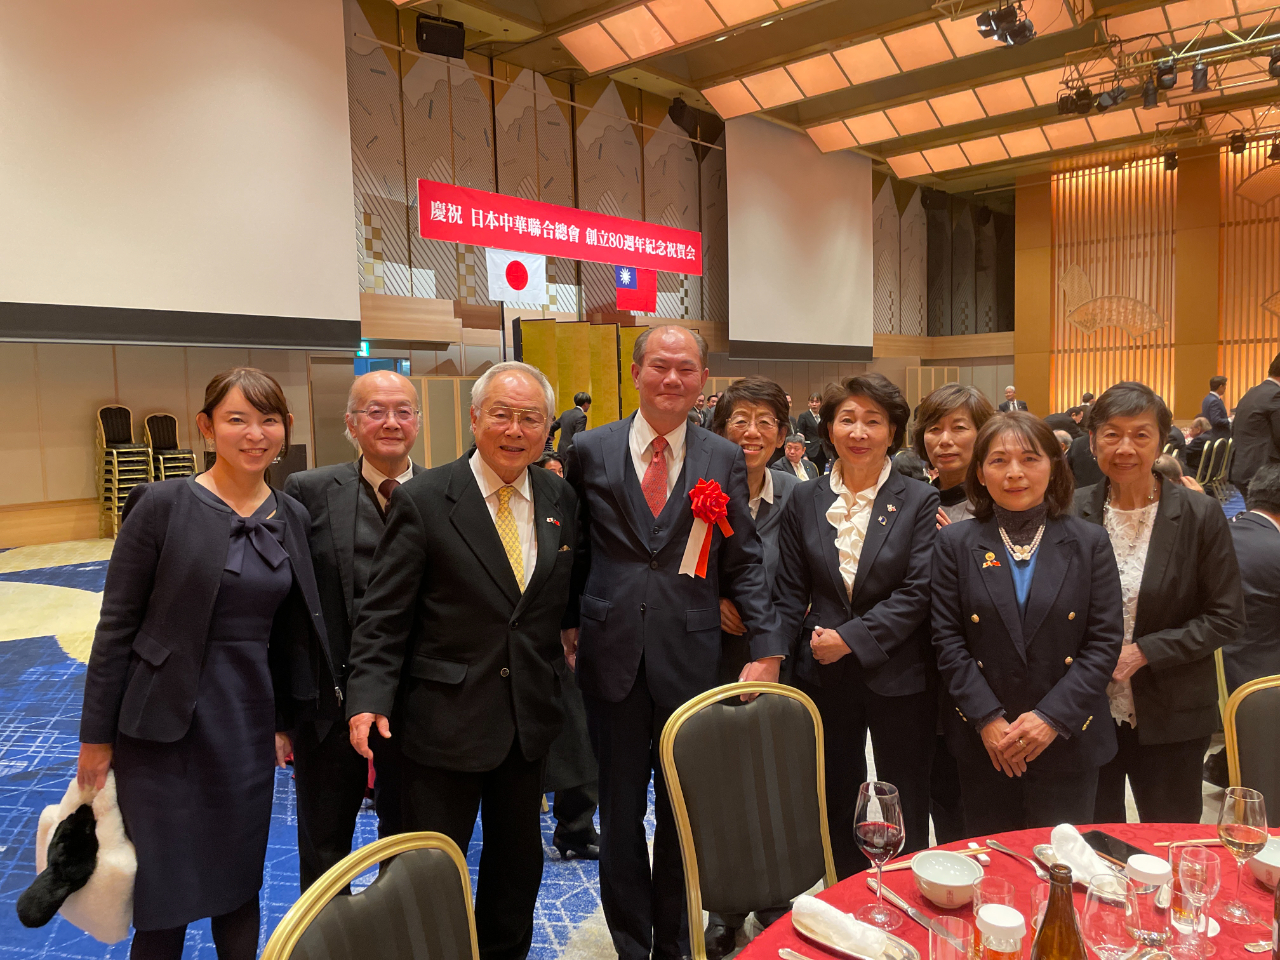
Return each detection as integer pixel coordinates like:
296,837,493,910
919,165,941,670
1195,438,1226,485
259,831,480,960
1222,674,1280,789
659,682,838,960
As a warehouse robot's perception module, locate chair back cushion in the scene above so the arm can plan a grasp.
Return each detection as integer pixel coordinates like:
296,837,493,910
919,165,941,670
1236,683,1280,827
146,414,179,451
99,407,133,445
287,848,474,960
670,692,827,915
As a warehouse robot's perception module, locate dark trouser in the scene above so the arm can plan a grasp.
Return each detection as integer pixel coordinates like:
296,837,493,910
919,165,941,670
959,757,1098,836
129,896,258,960
930,734,968,845
403,738,546,960
553,781,599,844
584,660,687,960
796,675,935,880
1095,722,1211,824
292,719,404,892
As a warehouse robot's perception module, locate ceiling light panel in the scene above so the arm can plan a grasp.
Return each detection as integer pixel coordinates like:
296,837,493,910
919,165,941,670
742,67,803,108
1043,117,1095,149
1088,109,1141,140
807,121,856,152
929,89,987,125
706,0,778,26
960,136,1009,165
887,153,932,178
1001,127,1051,156
922,144,968,172
646,0,725,44
883,22,954,72
600,6,674,59
1164,0,1235,28
560,22,629,73
976,77,1035,115
1023,68,1064,106
844,111,899,144
886,100,941,135
703,80,761,118
937,15,994,58
785,53,849,97
833,39,901,84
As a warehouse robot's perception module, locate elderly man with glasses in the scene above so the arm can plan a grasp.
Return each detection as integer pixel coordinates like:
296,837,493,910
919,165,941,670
346,361,579,960
282,370,424,890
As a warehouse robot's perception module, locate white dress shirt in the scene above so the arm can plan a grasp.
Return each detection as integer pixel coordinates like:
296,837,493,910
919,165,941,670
361,457,416,510
469,451,537,579
629,412,687,497
749,467,774,521
825,458,892,598
786,458,808,480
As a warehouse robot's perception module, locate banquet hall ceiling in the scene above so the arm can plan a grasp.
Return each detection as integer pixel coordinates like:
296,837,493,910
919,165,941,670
405,0,1280,192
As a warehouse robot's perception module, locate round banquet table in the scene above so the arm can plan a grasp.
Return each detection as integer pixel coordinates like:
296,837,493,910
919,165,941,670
740,823,1277,960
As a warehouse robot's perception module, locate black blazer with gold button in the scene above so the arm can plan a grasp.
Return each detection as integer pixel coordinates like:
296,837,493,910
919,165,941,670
931,514,1124,771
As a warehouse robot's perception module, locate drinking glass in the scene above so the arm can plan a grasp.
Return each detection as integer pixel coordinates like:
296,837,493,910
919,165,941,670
1171,845,1221,957
929,916,972,960
854,781,905,931
972,876,1016,955
1216,785,1268,925
1082,873,1138,960
1125,871,1172,960
1029,883,1050,931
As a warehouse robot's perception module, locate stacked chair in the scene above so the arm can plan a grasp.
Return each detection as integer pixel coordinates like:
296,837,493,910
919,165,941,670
96,405,153,537
144,412,197,481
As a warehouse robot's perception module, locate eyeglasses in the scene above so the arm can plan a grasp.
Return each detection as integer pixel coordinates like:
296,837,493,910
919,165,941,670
482,406,547,429
726,415,780,432
354,406,419,423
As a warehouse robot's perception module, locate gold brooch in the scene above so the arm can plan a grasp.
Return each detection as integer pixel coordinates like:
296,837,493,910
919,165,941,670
887,504,897,512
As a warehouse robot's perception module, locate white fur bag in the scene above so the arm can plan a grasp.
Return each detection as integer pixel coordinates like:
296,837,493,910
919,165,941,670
35,772,136,944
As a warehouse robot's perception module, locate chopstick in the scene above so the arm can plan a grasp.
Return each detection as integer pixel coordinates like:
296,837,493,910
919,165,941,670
1155,839,1224,847
882,847,991,872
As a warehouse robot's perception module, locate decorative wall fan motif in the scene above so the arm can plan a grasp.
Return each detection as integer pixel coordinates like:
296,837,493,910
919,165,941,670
1236,165,1280,207
1264,291,1280,319
1060,263,1166,337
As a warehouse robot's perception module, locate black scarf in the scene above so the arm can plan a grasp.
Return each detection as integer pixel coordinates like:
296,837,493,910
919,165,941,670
992,501,1048,547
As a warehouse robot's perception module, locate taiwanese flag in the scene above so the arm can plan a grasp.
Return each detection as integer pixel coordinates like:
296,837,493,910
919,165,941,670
614,265,657,312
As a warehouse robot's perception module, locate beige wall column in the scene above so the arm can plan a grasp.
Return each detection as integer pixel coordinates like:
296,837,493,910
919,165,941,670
1015,176,1053,416
1173,152,1221,421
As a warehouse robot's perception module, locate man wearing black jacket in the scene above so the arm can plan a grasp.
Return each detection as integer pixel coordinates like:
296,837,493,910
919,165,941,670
554,392,591,455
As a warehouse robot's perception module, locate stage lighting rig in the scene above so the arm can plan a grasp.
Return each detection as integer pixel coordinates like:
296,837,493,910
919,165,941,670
1142,78,1158,108
1191,61,1209,91
1270,46,1280,78
976,2,1034,46
1095,84,1129,112
1074,87,1095,113
1271,140,1280,162
1164,151,1177,171
1156,59,1177,90
1231,132,1247,155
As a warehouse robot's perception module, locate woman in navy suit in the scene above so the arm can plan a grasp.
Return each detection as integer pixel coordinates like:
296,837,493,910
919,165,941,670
932,412,1123,834
774,374,940,879
77,368,334,960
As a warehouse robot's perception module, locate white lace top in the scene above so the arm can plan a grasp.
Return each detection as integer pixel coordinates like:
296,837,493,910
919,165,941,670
1102,500,1159,727
825,458,892,599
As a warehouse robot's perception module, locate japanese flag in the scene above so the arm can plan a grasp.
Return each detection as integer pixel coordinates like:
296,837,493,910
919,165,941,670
486,248,546,303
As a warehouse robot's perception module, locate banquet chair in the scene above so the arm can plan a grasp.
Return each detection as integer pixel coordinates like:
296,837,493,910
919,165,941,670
660,682,837,960
1195,438,1225,485
259,832,479,960
144,412,197,480
1223,675,1280,828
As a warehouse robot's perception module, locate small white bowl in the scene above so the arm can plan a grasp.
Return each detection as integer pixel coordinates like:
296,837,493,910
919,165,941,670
912,850,985,909
1248,837,1280,889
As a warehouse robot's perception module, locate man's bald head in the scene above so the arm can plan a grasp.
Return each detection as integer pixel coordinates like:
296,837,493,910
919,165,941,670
344,370,420,474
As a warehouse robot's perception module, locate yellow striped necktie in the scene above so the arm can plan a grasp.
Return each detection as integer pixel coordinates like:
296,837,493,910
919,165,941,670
495,485,525,591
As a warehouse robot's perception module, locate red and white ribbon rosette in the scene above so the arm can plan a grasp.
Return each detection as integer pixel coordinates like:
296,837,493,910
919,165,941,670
679,479,734,578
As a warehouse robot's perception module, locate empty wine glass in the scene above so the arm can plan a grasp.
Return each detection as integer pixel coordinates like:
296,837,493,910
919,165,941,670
854,781,905,931
1171,845,1221,958
1217,785,1268,925
1082,873,1137,960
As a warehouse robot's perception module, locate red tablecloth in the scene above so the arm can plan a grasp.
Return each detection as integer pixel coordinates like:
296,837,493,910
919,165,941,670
741,823,1277,960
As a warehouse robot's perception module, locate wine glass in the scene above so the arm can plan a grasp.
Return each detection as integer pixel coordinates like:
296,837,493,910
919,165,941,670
1217,785,1269,925
1081,873,1137,960
1171,845,1221,957
854,781,905,931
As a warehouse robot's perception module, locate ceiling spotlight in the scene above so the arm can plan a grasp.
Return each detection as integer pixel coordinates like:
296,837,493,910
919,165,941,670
1156,59,1178,90
977,9,997,38
1231,132,1247,155
1005,17,1036,44
1191,61,1209,92
1143,78,1158,108
1057,93,1077,115
1269,46,1280,78
1075,87,1095,113
1096,84,1128,112
1164,151,1178,171
1270,140,1280,162
977,3,1031,45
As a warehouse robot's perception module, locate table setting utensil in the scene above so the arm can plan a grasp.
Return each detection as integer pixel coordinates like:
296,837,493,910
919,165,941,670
856,782,906,931
986,839,1050,881
865,877,934,934
1156,839,1224,848
1217,785,1269,925
780,948,824,960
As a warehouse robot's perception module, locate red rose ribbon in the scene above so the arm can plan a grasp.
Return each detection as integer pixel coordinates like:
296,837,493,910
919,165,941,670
680,479,734,578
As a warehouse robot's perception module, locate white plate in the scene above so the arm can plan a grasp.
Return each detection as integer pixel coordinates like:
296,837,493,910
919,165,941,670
792,912,921,960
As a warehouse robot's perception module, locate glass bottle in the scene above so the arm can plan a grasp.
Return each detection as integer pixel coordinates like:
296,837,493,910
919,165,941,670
1031,863,1087,960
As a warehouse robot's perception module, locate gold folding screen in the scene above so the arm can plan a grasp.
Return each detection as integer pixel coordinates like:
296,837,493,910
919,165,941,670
1051,159,1178,414
1219,144,1280,409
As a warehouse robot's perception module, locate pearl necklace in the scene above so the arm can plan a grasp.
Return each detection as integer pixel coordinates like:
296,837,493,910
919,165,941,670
999,523,1046,562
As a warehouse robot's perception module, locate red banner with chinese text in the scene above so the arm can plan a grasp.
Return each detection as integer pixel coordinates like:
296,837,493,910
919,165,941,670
417,179,703,276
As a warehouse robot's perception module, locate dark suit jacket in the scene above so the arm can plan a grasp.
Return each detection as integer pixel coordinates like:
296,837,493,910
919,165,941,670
1223,512,1280,692
773,458,819,481
555,406,588,455
1043,413,1085,440
282,459,424,695
1185,434,1211,472
80,478,333,745
344,456,578,771
931,515,1123,770
998,399,1029,412
1068,434,1103,488
1075,478,1245,744
772,468,940,696
1201,392,1232,441
564,415,784,710
1166,425,1187,462
1229,380,1280,486
796,409,824,462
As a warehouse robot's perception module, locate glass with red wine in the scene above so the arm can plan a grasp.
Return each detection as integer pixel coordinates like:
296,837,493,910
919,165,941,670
855,780,906,931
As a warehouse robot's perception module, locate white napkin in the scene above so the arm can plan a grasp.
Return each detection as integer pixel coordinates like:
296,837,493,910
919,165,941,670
792,895,888,957
1051,823,1113,884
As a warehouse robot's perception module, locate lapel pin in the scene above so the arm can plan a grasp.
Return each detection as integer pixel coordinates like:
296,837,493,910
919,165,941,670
887,504,897,512
877,515,886,525
546,517,560,526
982,550,1001,568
